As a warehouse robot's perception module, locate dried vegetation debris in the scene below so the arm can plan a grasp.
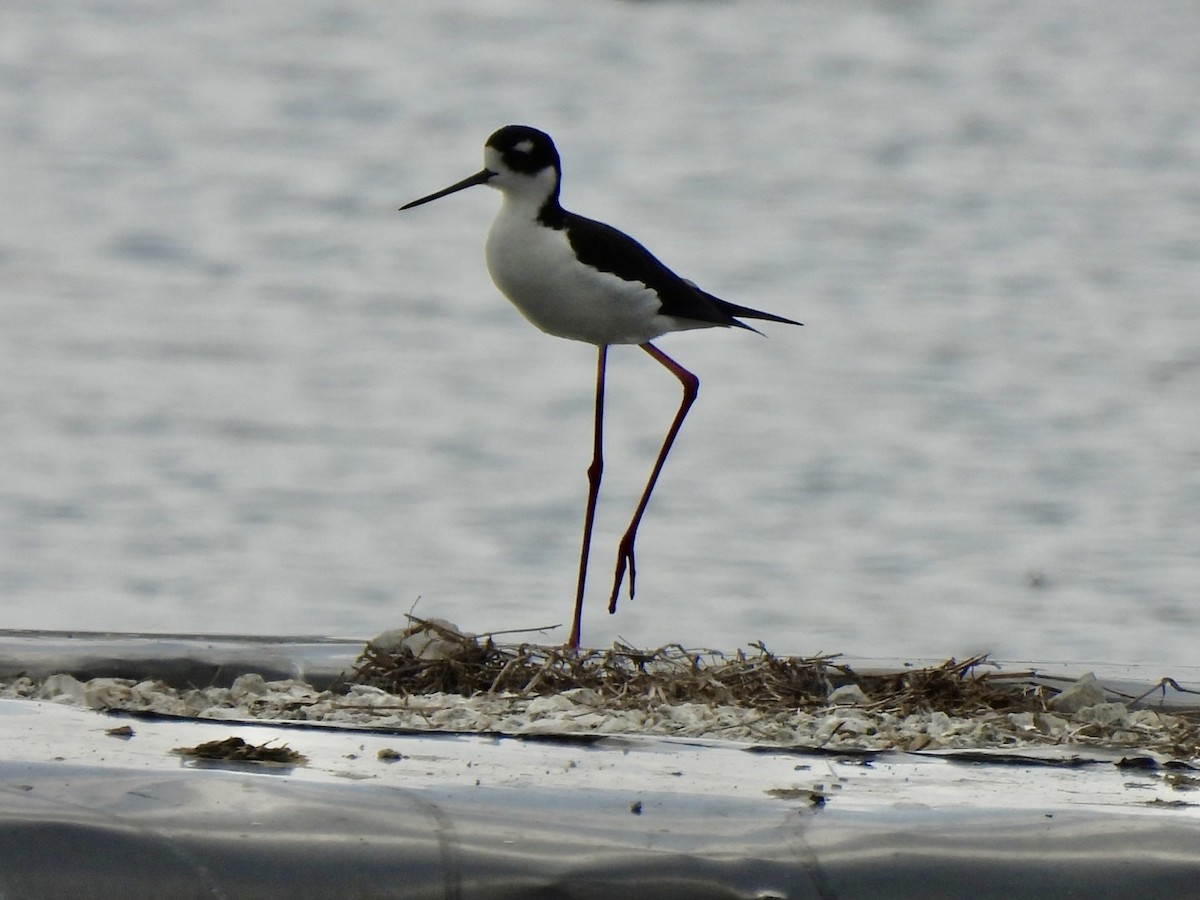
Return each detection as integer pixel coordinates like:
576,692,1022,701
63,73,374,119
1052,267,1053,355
3,617,1200,758
173,736,306,765
354,620,1051,719
347,619,1200,757
354,622,838,713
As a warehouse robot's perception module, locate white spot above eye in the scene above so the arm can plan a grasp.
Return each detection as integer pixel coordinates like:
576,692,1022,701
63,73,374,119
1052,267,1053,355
514,139,534,154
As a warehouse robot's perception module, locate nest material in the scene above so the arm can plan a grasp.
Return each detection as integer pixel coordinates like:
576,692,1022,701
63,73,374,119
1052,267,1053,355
351,618,1040,717
173,736,306,764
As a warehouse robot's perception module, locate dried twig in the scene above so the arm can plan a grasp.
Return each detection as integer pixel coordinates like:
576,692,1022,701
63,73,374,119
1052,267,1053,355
351,624,1040,718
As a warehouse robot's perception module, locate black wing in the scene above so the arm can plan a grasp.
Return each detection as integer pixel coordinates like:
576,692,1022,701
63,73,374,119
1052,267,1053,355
560,211,801,330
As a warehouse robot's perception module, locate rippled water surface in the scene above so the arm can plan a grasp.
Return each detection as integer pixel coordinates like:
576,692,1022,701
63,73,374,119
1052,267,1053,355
2,0,1198,661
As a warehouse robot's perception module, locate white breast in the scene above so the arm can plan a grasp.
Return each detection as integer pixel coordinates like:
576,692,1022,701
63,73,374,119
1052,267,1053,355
484,205,668,346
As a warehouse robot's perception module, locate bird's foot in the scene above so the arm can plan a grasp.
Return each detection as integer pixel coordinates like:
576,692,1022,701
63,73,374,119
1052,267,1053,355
608,536,637,613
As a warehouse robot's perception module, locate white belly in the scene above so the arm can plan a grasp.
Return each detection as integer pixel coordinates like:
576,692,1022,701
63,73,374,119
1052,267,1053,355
485,210,669,346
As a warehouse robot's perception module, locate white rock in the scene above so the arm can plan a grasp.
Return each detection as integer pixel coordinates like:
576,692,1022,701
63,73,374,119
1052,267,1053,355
1074,701,1129,726
82,678,134,710
231,673,268,700
38,673,86,704
1048,672,1106,713
366,629,410,654
517,717,579,735
525,694,576,717
817,712,876,738
827,684,868,706
926,711,952,739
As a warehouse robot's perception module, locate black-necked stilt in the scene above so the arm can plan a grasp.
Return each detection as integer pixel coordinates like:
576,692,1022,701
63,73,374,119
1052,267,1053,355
402,125,800,648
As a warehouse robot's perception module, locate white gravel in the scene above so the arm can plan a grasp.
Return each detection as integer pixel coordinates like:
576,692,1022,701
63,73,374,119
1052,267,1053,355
3,670,1196,758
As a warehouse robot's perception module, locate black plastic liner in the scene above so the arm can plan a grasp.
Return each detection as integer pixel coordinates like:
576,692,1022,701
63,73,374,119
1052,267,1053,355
3,631,1200,899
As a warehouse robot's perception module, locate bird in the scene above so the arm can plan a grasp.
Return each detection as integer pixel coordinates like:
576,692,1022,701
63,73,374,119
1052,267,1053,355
401,125,800,649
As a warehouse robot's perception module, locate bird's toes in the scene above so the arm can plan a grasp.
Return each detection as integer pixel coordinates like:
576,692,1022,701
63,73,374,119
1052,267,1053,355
609,542,638,613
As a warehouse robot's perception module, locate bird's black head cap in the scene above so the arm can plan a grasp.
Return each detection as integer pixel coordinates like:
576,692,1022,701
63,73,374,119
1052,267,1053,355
486,125,561,177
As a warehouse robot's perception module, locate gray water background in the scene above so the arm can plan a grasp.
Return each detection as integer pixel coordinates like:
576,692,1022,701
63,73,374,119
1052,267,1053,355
2,0,1198,662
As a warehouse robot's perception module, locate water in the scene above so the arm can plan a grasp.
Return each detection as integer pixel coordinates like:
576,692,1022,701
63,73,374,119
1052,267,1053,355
2,0,1198,663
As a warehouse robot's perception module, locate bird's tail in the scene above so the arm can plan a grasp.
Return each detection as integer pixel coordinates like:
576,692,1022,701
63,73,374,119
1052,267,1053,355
715,297,803,329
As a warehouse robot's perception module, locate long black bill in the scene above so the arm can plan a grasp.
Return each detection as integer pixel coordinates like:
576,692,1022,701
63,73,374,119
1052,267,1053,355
400,169,494,210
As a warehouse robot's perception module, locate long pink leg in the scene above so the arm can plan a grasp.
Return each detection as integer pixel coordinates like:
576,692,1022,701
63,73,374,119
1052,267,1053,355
568,345,608,649
609,342,699,613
